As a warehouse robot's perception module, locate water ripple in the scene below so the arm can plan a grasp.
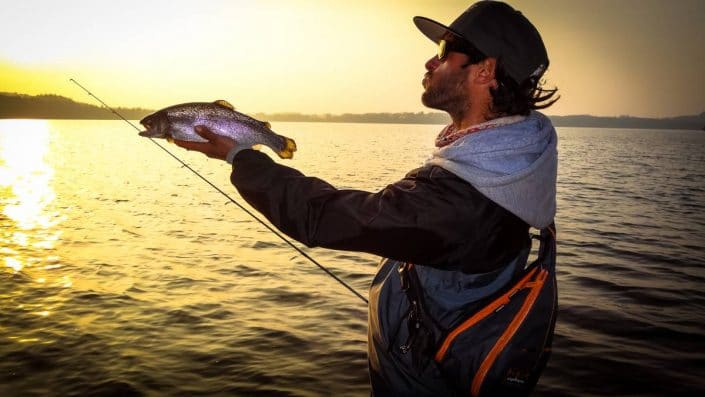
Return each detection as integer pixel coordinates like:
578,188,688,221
2,123,705,396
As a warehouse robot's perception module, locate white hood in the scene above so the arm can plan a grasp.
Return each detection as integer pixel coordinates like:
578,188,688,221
425,111,557,228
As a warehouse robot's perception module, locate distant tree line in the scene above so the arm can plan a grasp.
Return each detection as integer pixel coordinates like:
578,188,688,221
548,114,705,131
1,92,703,130
250,111,451,125
0,92,151,120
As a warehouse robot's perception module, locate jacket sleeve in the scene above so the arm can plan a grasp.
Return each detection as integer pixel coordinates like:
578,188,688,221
230,149,525,268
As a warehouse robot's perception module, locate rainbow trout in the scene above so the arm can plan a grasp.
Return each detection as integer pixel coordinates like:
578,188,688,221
139,100,296,159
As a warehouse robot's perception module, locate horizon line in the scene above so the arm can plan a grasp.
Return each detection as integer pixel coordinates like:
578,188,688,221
2,90,704,120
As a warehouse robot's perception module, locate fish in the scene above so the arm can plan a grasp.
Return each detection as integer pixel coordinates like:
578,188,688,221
139,100,296,159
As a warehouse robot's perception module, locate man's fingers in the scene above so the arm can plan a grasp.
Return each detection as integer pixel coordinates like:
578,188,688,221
173,127,236,161
194,125,238,147
173,140,210,152
194,125,218,140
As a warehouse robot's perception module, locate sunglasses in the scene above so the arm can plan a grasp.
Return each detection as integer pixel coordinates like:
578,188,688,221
437,38,485,63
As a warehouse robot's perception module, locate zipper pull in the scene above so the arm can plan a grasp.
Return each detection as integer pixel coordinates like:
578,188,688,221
398,262,409,291
400,301,420,354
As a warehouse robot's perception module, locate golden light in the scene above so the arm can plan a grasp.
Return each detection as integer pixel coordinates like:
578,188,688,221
0,120,55,231
1,120,62,277
4,257,23,273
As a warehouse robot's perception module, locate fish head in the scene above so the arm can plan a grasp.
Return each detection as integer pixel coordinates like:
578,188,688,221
139,111,170,139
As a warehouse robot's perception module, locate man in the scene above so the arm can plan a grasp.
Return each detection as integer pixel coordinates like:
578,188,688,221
176,1,558,396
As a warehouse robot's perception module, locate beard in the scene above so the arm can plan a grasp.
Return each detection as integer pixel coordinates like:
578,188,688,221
421,69,469,116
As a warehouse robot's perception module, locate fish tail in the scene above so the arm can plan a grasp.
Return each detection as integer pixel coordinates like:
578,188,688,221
276,137,297,159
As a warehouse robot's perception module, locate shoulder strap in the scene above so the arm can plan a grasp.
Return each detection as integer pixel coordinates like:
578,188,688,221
528,222,556,273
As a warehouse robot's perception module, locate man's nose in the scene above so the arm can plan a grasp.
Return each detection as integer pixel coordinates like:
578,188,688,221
425,56,440,72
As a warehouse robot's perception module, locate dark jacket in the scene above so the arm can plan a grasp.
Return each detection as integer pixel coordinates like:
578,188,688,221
230,149,529,273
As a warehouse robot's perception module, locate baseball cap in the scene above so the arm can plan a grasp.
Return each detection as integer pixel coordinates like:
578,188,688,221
414,1,549,84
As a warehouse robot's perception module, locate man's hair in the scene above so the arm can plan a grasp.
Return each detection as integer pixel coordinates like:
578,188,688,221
457,40,559,117
489,63,559,116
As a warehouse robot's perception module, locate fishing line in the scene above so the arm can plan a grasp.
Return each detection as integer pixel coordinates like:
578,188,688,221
69,78,368,305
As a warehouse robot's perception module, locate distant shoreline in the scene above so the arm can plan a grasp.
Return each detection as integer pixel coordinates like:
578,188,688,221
1,92,703,131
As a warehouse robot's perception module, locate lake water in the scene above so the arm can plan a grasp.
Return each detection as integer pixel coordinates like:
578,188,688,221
1,120,704,396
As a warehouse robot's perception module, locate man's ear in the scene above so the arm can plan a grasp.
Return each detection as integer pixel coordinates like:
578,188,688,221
475,57,497,86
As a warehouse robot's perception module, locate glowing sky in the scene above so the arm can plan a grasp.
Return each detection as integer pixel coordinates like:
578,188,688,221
1,0,703,117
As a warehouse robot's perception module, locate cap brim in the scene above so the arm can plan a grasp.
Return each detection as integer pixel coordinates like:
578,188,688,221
413,16,463,44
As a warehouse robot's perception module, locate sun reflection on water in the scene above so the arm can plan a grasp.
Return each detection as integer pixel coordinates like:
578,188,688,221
0,121,55,228
0,120,63,277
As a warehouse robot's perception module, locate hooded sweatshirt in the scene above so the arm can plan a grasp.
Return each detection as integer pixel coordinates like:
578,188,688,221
425,111,557,229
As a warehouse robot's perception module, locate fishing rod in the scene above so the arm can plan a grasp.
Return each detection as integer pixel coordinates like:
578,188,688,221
69,78,368,305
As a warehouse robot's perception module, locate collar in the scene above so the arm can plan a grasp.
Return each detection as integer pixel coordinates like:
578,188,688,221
435,114,527,148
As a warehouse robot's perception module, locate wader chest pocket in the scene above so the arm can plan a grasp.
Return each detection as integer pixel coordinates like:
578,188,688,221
434,265,555,396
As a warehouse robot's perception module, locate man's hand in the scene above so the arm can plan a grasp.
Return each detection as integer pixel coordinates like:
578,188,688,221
173,126,237,161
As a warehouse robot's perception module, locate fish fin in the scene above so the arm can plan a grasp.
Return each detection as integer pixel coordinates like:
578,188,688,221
253,118,271,129
276,137,297,159
213,100,235,110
